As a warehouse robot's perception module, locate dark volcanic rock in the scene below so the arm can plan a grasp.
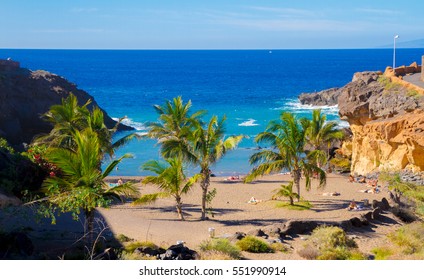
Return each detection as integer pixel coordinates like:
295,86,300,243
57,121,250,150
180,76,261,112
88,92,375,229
0,62,133,149
338,71,422,125
159,243,198,260
298,87,341,106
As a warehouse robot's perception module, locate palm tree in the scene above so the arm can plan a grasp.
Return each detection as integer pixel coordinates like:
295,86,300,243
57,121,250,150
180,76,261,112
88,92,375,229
272,181,299,205
135,158,200,221
191,115,243,220
35,93,89,149
305,109,344,168
35,93,138,161
245,112,326,201
147,96,206,161
42,128,139,240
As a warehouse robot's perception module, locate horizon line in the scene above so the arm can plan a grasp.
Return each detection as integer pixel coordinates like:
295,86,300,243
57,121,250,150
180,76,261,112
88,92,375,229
1,47,424,51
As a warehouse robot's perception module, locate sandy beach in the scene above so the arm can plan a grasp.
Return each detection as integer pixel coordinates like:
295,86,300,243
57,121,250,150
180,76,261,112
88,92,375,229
97,173,400,259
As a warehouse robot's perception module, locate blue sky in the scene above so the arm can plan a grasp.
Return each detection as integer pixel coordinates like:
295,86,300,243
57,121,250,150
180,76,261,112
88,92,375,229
1,0,423,49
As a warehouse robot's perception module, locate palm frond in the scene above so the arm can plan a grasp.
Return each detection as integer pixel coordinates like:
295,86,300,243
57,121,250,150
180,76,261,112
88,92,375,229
132,192,170,205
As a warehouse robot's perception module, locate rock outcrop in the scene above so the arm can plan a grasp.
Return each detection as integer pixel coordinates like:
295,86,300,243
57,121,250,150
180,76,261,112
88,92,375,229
298,87,341,106
338,70,424,175
0,60,133,149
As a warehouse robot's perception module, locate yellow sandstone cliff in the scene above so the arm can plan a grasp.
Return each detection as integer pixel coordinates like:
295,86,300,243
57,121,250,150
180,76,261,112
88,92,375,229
338,70,424,175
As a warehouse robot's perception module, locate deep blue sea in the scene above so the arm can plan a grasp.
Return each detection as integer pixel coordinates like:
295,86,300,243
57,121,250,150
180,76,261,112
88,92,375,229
1,49,423,176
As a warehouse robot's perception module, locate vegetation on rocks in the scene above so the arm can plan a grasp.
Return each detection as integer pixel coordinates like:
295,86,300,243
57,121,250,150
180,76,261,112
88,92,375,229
298,226,366,260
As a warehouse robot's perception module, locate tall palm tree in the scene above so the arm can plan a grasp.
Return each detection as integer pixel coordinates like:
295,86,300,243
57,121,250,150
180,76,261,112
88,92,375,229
42,128,139,238
245,112,326,201
305,109,344,168
191,115,243,220
147,96,206,161
135,158,200,221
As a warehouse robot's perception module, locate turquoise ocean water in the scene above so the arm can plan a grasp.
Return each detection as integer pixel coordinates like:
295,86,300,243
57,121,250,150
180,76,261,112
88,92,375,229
1,49,423,176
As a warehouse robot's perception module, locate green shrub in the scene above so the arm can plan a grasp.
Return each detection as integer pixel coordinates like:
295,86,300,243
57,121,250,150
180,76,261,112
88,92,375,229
388,222,424,255
329,157,351,172
199,238,241,259
0,138,15,153
270,242,289,253
298,226,361,260
407,89,420,98
236,236,272,253
371,247,394,260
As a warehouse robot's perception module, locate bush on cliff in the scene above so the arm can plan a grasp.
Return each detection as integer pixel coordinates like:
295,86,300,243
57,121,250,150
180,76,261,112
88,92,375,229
0,138,46,197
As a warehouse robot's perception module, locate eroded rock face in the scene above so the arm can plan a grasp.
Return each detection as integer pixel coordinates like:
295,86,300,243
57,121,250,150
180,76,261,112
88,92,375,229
298,87,341,106
338,71,424,174
0,64,132,149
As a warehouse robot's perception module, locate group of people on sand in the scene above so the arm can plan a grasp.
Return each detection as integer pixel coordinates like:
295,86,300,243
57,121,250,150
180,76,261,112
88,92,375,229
348,175,381,194
225,175,241,181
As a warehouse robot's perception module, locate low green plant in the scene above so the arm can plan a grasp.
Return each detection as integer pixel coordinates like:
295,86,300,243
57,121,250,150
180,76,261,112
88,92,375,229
272,181,299,205
329,157,351,172
236,236,272,253
199,238,242,259
0,137,15,153
407,89,420,98
270,242,289,253
116,234,133,243
275,200,312,210
371,247,394,260
124,241,159,253
298,226,362,260
388,222,424,255
377,75,402,94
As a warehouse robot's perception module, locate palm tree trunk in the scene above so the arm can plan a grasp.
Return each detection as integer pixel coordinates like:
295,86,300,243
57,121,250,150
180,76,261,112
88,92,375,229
176,196,185,221
84,209,95,254
200,169,210,220
293,169,301,202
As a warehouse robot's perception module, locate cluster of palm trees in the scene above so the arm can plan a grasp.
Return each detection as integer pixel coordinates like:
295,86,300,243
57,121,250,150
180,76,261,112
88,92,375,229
33,94,139,233
36,93,343,225
135,96,243,221
245,110,343,204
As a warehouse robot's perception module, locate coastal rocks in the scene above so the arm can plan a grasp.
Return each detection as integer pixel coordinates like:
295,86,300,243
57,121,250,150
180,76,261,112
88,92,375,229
0,191,21,208
0,61,133,150
159,243,199,260
0,231,34,258
298,87,341,106
338,70,424,174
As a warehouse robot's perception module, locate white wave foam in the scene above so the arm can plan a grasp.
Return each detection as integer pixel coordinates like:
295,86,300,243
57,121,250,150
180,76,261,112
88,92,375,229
336,121,350,128
272,99,340,115
112,117,146,131
238,119,259,127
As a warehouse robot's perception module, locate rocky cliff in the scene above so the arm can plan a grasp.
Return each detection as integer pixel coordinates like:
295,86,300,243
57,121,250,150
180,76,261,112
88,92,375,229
298,87,341,106
0,61,133,149
338,70,424,175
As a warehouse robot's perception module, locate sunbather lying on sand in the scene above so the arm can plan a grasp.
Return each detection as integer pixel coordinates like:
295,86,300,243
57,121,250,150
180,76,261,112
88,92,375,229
358,186,380,194
321,192,341,196
248,197,262,204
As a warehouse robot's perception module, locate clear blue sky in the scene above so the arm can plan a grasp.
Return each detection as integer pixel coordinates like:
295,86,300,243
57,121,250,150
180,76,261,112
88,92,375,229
1,0,423,49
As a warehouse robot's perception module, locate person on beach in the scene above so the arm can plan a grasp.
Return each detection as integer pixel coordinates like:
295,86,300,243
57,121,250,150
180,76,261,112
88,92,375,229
348,199,358,210
117,178,123,185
